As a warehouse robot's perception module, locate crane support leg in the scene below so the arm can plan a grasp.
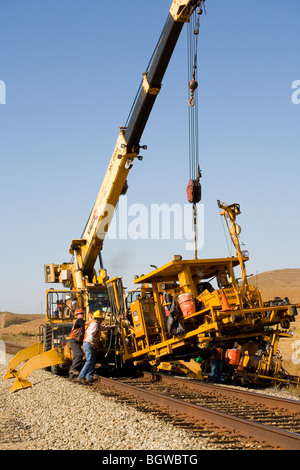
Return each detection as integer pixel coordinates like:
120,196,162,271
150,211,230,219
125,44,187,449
10,347,65,393
4,342,44,379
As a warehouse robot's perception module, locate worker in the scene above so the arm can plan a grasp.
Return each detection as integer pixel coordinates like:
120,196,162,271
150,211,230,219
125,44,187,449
69,307,86,379
76,310,115,385
209,347,226,383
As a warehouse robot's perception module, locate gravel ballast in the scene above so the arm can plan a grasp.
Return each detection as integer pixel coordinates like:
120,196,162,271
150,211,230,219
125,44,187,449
1,354,299,451
0,355,216,451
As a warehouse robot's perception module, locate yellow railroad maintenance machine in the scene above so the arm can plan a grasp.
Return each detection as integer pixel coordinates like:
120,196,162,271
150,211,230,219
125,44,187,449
119,201,299,388
4,0,300,392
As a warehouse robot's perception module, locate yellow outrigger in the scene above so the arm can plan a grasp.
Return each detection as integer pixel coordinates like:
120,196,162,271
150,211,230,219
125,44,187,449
4,343,72,392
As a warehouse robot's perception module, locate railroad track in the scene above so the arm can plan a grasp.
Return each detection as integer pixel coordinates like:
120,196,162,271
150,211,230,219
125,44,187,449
4,342,26,355
4,342,300,449
94,372,300,450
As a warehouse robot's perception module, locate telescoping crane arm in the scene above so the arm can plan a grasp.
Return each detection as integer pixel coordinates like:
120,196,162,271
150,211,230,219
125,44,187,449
67,0,204,286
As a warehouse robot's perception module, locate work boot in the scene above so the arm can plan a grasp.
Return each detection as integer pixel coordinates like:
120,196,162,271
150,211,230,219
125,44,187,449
69,369,79,380
75,377,87,385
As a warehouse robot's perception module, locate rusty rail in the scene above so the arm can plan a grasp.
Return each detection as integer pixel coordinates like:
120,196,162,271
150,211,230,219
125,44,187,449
97,375,300,450
145,372,300,414
5,342,300,449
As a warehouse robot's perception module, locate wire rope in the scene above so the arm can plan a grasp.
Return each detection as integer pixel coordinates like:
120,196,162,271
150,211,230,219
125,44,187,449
187,9,201,181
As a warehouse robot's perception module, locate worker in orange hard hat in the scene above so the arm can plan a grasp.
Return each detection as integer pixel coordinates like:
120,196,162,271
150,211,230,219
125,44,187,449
69,307,86,379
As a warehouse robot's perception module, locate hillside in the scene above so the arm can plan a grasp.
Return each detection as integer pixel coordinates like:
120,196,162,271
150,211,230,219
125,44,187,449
0,312,44,329
0,312,44,345
250,269,300,304
250,269,300,377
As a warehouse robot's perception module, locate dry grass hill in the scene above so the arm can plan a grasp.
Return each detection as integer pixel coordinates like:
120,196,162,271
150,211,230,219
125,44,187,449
1,269,299,375
0,312,44,346
250,269,300,305
250,269,300,376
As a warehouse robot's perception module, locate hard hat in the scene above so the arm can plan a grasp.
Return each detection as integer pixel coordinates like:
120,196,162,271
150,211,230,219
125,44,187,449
75,307,84,315
93,310,103,319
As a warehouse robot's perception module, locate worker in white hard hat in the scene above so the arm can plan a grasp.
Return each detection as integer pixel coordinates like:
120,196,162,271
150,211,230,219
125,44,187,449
76,310,115,385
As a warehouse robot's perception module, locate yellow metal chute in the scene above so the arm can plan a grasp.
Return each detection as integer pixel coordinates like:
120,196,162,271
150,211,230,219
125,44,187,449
4,342,44,380
157,359,203,379
9,347,66,392
4,343,72,392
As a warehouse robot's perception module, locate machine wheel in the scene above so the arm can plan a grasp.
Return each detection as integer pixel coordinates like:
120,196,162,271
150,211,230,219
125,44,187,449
44,323,53,352
51,364,67,376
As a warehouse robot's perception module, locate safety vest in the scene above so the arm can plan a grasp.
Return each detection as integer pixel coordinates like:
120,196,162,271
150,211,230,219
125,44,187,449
69,320,85,344
83,320,101,347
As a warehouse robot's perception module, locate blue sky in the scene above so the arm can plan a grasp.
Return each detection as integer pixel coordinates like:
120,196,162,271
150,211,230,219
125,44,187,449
0,0,299,314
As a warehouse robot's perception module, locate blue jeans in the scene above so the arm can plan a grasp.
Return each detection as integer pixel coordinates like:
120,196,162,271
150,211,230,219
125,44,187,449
79,342,96,381
210,359,224,383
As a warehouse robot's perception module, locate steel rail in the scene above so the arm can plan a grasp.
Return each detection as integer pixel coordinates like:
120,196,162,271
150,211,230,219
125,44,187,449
144,372,300,414
97,375,300,450
4,342,26,355
5,342,300,448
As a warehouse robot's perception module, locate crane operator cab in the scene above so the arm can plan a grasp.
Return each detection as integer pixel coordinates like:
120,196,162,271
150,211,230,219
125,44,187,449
44,286,112,360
